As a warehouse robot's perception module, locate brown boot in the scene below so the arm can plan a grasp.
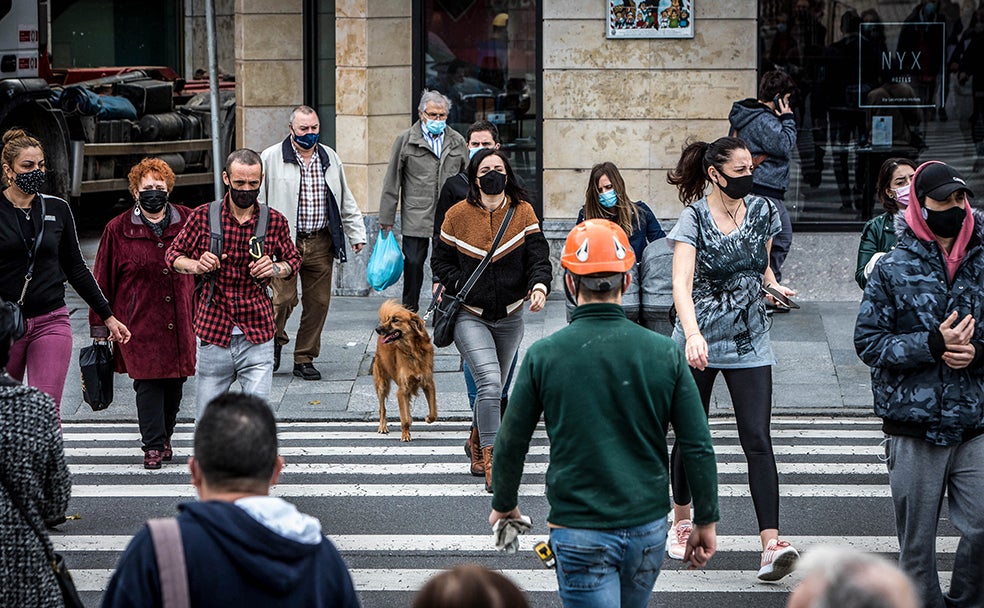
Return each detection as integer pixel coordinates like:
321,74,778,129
468,427,485,477
482,446,494,493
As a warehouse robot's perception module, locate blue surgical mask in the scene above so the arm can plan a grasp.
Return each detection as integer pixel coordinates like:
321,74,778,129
425,119,446,136
294,132,319,150
598,190,618,208
469,147,483,159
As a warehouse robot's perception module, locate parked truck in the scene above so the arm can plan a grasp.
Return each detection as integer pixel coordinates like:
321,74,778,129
0,0,234,206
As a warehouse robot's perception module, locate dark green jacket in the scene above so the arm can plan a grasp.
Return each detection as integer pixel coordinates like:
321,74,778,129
491,304,719,528
856,212,899,289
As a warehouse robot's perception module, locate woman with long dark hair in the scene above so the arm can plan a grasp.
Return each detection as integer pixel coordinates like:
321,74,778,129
665,136,799,581
578,162,665,261
431,148,552,493
855,157,917,289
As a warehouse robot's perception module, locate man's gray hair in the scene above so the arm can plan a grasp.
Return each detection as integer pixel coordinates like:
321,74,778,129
418,89,452,113
797,546,919,608
289,105,318,126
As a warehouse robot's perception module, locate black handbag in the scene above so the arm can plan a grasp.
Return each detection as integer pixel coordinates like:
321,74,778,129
79,341,114,411
432,205,515,348
0,470,85,608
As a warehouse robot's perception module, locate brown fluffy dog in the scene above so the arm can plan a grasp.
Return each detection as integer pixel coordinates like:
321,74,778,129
372,300,437,441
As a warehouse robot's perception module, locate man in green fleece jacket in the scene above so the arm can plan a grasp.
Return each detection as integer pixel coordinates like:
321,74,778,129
489,220,719,608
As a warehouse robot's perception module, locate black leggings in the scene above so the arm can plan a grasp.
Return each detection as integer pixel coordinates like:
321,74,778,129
670,365,779,531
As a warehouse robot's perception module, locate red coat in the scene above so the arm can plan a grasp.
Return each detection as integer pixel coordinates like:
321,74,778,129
89,205,196,379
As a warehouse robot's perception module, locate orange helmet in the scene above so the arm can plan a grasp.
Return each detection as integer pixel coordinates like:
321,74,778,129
561,219,635,276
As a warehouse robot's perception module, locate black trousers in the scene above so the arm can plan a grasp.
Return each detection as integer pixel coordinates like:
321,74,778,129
402,235,430,312
670,365,779,531
133,377,186,452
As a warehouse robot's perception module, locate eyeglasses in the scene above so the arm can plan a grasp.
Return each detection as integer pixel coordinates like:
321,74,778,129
423,111,448,120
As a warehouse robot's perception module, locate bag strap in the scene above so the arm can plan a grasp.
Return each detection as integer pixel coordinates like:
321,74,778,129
457,205,515,300
148,518,191,608
254,203,269,253
17,195,47,306
201,200,224,308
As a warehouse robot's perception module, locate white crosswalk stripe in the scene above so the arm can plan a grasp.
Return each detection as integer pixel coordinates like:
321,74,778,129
58,418,957,605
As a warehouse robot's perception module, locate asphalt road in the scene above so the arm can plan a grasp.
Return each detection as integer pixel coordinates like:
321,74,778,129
53,416,958,607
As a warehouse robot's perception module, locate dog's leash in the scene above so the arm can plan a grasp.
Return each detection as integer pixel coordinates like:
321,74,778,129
420,284,444,322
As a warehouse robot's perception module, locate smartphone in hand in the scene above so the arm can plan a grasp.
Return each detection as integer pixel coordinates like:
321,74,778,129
762,285,800,309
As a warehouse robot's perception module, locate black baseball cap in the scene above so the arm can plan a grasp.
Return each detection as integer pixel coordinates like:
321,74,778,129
914,163,975,202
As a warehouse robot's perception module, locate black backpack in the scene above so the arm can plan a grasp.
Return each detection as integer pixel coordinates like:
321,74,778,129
198,200,270,308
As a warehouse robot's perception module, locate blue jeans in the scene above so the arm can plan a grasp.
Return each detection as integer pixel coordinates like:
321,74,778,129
463,352,518,409
549,518,668,608
194,336,274,422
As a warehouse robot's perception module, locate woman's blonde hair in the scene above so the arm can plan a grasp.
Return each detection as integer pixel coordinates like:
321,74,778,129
1,128,44,186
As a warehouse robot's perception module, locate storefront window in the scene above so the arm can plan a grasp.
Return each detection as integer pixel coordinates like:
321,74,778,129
418,1,540,207
759,0,983,226
303,0,336,147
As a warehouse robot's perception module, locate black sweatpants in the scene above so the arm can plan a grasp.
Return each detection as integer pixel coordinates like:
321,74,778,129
670,365,780,531
133,377,186,452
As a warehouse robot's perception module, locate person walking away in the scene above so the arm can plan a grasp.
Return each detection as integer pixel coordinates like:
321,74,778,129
490,219,718,608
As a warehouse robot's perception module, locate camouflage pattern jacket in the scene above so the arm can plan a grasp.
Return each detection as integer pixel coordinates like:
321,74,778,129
855,211,984,446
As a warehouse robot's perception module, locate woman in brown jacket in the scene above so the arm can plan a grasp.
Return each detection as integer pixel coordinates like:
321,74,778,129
89,158,196,469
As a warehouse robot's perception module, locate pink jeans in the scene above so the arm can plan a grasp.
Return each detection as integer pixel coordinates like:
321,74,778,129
7,306,73,412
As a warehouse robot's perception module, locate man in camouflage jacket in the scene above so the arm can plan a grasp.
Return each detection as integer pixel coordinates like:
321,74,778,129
854,161,984,608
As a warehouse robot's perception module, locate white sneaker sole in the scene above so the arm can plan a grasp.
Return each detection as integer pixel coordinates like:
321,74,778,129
757,547,799,581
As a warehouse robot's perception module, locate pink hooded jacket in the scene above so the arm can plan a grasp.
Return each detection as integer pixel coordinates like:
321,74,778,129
903,161,975,282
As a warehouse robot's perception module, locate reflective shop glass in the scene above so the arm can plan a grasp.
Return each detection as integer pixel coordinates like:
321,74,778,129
759,0,984,224
422,2,539,200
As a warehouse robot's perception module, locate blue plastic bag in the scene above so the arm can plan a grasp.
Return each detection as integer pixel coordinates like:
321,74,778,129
366,229,404,291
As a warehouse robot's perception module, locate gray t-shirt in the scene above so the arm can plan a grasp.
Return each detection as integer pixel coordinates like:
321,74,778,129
667,196,782,368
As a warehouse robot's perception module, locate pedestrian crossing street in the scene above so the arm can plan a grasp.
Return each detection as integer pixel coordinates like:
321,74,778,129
57,417,956,608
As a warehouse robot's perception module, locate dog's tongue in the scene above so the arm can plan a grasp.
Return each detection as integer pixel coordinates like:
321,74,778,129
381,331,401,344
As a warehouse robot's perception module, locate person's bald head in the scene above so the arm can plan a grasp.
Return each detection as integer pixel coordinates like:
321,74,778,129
787,546,919,608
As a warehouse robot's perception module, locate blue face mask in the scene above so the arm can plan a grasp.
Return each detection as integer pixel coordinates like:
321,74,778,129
425,119,446,136
294,131,319,150
469,147,483,159
598,190,618,208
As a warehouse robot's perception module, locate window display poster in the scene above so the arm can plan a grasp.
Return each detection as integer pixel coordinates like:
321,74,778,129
860,22,945,108
607,0,694,39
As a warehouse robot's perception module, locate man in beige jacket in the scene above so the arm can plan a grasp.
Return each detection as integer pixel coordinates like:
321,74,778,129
379,90,468,312
260,105,366,381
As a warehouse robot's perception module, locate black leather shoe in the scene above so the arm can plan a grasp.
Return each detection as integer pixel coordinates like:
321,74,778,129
293,362,321,381
273,343,282,372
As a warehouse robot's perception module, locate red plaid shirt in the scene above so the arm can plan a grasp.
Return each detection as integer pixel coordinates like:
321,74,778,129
165,198,301,347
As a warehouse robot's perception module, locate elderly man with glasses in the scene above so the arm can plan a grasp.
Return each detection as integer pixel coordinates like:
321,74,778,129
379,89,468,312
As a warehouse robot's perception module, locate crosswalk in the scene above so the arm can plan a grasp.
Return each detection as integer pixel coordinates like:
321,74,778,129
56,417,956,608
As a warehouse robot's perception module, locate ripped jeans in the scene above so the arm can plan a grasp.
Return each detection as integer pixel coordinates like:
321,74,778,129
549,517,668,608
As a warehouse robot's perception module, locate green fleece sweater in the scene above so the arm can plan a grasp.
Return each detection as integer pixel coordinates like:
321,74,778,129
492,304,719,528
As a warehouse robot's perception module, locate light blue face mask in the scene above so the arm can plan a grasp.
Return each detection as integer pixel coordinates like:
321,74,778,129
425,119,447,136
469,146,484,159
599,190,618,208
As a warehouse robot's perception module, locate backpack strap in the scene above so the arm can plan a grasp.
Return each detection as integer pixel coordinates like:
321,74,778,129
147,518,190,608
254,203,270,256
200,200,224,309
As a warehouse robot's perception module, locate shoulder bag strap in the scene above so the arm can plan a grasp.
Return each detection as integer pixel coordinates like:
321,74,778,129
147,518,191,608
202,200,223,308
17,195,46,306
457,205,515,300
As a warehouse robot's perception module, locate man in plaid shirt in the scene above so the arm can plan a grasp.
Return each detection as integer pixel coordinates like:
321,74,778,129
166,149,301,420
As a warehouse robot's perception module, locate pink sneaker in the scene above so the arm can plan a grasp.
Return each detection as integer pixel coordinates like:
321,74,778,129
757,539,799,581
665,519,693,560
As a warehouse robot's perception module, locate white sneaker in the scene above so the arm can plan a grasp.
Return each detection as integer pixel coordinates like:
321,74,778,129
665,519,693,560
757,539,799,581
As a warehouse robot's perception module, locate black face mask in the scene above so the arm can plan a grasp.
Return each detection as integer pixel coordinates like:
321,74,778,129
14,168,46,195
923,206,965,239
715,170,755,200
478,170,507,195
229,188,260,209
137,189,168,214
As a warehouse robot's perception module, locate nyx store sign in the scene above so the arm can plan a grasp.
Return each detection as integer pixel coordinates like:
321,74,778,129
859,22,946,109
